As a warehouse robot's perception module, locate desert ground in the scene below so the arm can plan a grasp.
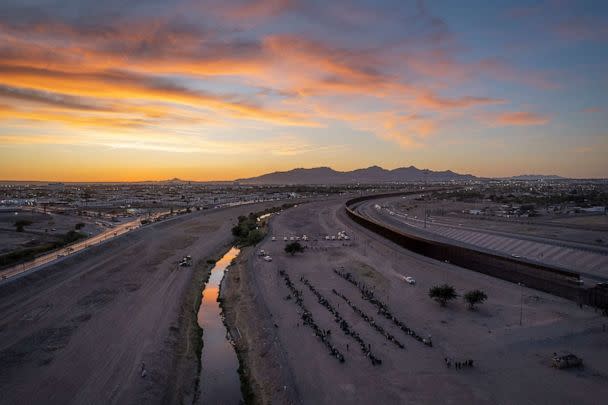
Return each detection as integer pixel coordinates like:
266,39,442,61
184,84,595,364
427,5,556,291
0,210,105,255
231,198,608,404
0,201,286,405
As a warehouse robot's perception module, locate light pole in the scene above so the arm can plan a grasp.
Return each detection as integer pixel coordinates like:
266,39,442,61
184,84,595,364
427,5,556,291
518,282,524,326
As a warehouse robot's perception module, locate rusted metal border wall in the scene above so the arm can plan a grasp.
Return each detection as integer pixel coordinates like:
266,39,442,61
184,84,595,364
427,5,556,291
344,193,604,306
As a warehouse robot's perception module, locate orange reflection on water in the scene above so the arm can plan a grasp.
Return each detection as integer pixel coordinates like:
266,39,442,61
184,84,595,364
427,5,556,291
198,247,240,327
203,286,219,303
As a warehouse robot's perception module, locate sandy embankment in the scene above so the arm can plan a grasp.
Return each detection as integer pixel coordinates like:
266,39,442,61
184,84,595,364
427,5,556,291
221,246,300,405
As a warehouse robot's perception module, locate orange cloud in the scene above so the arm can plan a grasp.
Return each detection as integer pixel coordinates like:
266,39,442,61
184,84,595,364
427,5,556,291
0,65,315,127
582,107,602,113
490,111,549,126
416,92,504,109
0,5,518,151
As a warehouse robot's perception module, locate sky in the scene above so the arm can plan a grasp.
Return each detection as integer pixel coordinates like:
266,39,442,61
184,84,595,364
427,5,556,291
0,0,606,181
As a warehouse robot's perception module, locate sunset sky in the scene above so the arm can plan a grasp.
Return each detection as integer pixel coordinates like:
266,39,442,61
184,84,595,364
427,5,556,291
0,0,606,181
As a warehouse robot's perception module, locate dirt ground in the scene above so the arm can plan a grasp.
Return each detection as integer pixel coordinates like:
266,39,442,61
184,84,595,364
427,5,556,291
222,245,300,405
240,199,608,405
0,210,104,255
0,201,286,405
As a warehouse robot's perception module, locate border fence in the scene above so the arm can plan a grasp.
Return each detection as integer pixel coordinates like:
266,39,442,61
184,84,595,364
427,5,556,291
345,193,608,312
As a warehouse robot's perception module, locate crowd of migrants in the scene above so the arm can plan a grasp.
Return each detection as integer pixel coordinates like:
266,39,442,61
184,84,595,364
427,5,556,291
279,269,345,363
300,276,382,366
332,288,405,349
333,268,432,347
444,357,474,369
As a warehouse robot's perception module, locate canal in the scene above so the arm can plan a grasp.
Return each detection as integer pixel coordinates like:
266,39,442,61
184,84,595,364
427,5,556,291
196,247,242,404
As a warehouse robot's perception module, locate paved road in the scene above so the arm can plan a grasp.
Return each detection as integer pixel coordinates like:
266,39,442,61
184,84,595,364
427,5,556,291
355,197,608,283
0,210,177,282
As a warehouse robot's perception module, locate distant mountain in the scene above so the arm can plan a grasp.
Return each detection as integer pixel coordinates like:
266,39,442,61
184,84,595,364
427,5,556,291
237,165,477,184
508,174,567,181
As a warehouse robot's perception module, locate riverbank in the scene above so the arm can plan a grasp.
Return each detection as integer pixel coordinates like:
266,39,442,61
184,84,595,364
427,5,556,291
164,242,232,404
221,246,300,405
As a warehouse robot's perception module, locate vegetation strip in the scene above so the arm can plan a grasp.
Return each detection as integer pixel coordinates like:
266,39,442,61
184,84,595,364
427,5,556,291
279,269,346,363
334,268,433,347
300,276,382,365
332,288,405,349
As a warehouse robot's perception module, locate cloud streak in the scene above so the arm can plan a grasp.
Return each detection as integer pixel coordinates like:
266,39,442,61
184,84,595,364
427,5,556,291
489,111,550,126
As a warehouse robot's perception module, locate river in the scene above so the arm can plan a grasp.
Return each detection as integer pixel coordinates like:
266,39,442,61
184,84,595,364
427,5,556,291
196,247,243,404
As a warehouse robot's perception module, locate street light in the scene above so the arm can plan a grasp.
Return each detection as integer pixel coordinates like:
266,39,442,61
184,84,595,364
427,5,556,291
518,282,525,326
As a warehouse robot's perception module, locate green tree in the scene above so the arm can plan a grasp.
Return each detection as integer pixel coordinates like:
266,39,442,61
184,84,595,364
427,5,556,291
246,229,264,245
284,241,304,256
75,222,85,230
463,290,487,310
428,284,458,307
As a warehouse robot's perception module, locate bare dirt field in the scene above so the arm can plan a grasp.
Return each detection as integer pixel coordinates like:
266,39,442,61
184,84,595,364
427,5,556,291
0,201,285,405
237,199,608,405
0,210,104,255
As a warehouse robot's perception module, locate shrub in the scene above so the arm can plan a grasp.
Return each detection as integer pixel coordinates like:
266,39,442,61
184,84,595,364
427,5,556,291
463,290,487,310
284,242,304,256
428,284,458,307
14,220,33,232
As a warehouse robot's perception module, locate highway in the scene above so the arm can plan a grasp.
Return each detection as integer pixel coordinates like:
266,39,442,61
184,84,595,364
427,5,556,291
352,196,608,283
0,210,176,282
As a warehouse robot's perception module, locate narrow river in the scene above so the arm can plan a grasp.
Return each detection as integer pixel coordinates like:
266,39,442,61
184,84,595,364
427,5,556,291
196,247,242,404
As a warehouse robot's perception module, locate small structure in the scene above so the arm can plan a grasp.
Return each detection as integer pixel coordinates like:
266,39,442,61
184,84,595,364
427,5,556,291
552,352,583,369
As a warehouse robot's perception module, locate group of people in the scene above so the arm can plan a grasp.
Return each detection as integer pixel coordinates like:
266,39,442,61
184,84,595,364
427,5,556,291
332,288,405,349
334,268,432,348
279,269,345,363
300,276,382,366
444,358,474,369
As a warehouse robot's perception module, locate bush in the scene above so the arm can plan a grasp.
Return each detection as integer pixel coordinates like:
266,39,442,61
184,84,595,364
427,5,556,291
284,242,304,256
62,230,86,244
463,290,487,310
14,220,33,232
429,284,458,307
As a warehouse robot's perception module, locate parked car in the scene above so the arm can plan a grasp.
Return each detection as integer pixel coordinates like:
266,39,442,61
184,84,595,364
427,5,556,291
404,276,416,285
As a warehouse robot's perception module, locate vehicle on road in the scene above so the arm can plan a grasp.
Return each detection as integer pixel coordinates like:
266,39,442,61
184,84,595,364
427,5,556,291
552,352,583,369
179,255,193,267
404,276,416,285
263,255,272,262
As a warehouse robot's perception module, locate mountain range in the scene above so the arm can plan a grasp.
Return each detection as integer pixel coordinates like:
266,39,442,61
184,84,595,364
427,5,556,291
236,166,478,184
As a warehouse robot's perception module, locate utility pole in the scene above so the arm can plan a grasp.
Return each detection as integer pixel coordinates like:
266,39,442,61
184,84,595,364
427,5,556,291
519,282,524,326
424,205,427,229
